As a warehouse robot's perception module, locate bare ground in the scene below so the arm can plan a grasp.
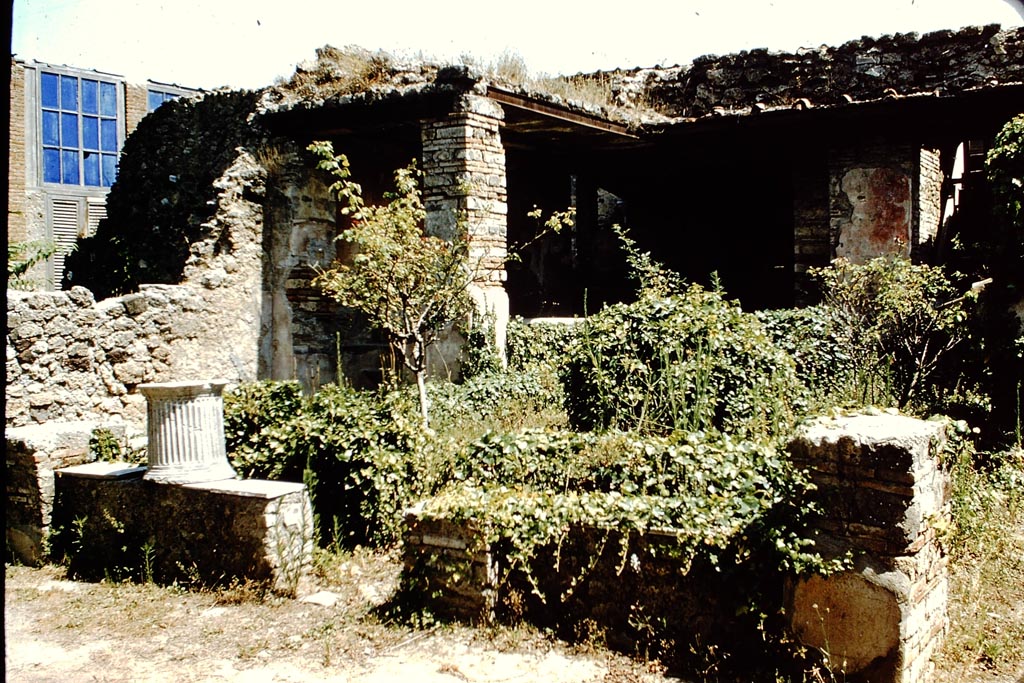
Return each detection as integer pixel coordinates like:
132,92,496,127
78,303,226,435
7,539,1024,683
5,549,680,683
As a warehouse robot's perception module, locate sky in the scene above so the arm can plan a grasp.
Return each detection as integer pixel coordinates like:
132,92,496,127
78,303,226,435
11,0,1024,91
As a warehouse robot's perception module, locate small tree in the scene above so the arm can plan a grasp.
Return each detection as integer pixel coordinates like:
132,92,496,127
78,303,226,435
309,141,474,426
813,255,974,411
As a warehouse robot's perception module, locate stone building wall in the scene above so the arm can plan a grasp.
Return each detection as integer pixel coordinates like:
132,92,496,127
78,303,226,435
124,83,149,134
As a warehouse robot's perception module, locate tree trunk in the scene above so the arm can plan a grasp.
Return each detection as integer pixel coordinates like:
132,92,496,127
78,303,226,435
415,368,430,427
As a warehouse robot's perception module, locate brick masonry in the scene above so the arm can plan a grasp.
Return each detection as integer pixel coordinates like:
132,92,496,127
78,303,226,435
9,59,27,243
787,414,950,683
421,94,511,354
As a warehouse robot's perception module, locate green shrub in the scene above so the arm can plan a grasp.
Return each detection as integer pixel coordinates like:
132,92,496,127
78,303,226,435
756,305,854,411
506,317,579,373
224,380,305,479
427,368,564,434
421,427,828,604
300,385,430,548
811,255,974,413
559,283,801,440
224,381,432,548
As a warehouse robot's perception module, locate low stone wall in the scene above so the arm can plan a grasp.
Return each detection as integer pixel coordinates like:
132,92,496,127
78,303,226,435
50,463,313,595
404,414,951,683
5,420,117,564
6,284,259,431
404,513,774,658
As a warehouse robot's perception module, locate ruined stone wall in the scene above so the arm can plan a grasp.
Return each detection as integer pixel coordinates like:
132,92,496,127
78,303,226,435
624,25,1024,119
5,134,272,429
5,283,257,430
406,414,951,683
5,421,109,564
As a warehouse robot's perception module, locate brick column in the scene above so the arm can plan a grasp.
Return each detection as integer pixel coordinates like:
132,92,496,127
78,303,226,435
787,414,950,683
420,95,509,355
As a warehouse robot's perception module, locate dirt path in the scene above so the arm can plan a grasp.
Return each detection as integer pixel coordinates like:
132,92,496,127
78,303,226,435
5,560,679,683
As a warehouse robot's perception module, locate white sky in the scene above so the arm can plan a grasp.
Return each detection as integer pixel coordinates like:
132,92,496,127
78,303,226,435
11,0,1024,90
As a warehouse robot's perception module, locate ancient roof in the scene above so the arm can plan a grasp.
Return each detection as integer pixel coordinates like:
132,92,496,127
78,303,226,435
258,24,1024,139
606,24,1024,124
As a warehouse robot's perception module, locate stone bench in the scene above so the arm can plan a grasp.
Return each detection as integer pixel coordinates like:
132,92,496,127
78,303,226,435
51,462,313,595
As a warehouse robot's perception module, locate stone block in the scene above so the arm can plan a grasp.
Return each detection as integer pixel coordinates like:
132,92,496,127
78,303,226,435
788,414,947,554
786,414,950,683
5,421,103,564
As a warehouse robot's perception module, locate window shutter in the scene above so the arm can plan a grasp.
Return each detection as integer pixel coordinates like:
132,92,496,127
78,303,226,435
86,198,107,236
51,197,81,286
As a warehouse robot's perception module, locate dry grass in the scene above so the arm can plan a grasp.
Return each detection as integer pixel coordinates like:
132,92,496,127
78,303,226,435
274,45,396,101
933,447,1024,682
460,49,619,112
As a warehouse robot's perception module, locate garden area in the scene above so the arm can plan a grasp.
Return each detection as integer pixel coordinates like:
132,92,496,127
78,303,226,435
8,117,1024,682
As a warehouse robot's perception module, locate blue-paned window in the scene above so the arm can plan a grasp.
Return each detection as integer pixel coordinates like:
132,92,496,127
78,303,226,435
40,70,120,187
147,89,181,112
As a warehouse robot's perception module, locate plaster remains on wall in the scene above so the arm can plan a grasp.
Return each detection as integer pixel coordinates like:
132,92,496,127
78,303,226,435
836,167,913,263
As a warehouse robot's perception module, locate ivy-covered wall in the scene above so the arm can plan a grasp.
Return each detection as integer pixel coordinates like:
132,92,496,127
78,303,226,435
64,90,266,299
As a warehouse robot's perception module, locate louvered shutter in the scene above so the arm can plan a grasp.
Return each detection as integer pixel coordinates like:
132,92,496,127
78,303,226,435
86,198,107,237
50,197,81,287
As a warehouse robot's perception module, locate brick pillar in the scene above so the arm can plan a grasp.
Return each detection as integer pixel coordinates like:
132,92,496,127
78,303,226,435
420,95,509,356
787,414,950,683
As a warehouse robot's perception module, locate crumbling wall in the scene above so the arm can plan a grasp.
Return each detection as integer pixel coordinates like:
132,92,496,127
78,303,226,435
6,147,268,428
5,282,261,430
65,90,266,299
616,25,1024,119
